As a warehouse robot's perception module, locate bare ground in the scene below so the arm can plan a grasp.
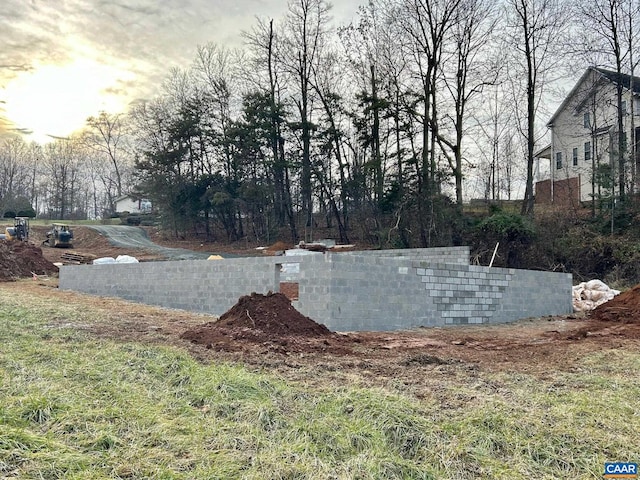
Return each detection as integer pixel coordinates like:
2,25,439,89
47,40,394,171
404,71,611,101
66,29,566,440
3,225,639,394
4,278,639,399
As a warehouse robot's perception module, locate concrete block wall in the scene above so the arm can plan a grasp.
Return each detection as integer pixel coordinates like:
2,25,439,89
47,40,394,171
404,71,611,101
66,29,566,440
59,247,573,332
494,267,573,322
59,256,285,316
345,246,470,265
413,262,572,326
297,255,572,331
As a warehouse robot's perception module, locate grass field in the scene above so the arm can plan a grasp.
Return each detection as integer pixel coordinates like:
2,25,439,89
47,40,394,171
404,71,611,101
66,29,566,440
0,287,638,479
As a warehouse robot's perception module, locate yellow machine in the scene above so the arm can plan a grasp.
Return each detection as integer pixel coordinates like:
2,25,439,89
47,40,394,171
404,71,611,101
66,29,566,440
4,217,29,241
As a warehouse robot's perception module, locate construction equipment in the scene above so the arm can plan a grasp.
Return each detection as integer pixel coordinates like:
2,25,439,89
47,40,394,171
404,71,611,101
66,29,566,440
44,223,74,248
4,217,30,241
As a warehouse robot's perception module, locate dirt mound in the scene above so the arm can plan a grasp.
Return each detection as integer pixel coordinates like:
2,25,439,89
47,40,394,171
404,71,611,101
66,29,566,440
0,242,59,282
589,284,640,323
180,292,348,354
262,241,291,255
217,292,332,335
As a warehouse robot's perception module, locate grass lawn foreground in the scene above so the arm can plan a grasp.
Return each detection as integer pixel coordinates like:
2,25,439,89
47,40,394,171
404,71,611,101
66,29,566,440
0,286,638,479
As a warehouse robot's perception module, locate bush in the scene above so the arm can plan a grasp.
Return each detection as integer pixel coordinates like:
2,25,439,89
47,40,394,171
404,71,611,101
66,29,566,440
125,216,142,226
16,208,36,218
478,212,536,242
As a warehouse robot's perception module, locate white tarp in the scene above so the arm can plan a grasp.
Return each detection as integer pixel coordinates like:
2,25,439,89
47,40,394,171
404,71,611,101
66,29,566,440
93,257,116,265
572,279,620,312
116,255,139,264
92,255,139,265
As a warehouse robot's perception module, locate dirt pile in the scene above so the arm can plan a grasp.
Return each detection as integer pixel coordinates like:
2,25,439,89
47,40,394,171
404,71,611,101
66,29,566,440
0,242,59,282
217,292,332,335
180,292,349,354
589,284,640,323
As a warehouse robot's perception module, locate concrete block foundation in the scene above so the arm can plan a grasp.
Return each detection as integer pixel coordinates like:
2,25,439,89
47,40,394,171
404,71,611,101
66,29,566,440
59,246,573,332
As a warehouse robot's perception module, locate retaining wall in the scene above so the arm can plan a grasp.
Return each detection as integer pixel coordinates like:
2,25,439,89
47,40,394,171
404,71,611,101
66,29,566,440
59,248,573,332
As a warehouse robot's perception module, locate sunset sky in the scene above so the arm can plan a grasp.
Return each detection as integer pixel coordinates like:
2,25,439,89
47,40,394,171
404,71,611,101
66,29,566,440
0,0,357,144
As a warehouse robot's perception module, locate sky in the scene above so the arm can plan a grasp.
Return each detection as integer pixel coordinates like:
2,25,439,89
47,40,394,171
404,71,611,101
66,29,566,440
0,0,358,144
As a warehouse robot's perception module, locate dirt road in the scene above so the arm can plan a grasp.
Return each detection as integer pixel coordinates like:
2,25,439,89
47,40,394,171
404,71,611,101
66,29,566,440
87,225,215,260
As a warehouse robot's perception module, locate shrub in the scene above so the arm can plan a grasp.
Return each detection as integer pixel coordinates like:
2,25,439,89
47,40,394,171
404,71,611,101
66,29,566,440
478,212,536,241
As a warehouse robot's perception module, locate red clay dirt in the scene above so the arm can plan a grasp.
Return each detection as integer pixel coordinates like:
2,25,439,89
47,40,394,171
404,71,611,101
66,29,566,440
553,284,640,341
1,224,639,379
589,283,640,323
0,241,58,281
180,292,351,354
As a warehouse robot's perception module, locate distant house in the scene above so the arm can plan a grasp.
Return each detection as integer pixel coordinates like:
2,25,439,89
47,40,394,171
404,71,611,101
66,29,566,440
536,67,640,206
115,195,152,214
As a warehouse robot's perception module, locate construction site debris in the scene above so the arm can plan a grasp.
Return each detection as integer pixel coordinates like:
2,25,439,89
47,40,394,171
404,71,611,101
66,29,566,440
572,279,620,312
258,240,356,256
116,255,139,264
257,241,292,256
93,255,139,264
60,252,96,264
0,241,58,282
93,257,116,264
297,240,334,252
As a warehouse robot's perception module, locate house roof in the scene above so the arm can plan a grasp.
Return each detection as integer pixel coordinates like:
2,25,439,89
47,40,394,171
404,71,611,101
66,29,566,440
594,67,640,94
534,144,551,159
546,66,640,127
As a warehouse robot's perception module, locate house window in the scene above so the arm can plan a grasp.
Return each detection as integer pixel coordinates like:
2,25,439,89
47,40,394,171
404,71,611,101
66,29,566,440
583,112,590,129
572,147,578,166
556,152,563,169
585,141,592,162
621,100,628,115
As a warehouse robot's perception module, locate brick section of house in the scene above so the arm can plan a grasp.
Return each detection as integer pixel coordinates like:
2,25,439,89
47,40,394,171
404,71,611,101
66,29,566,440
535,177,581,206
59,248,573,332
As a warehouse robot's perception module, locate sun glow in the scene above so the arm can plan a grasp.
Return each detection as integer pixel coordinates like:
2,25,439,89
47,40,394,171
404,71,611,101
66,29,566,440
3,59,132,143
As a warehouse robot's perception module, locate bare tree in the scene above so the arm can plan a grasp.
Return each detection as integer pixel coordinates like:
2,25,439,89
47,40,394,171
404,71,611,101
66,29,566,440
280,0,332,234
471,82,517,201
505,0,567,216
339,0,391,206
243,19,299,241
435,0,498,206
309,49,352,243
84,112,131,212
0,137,35,214
41,137,85,220
397,0,463,245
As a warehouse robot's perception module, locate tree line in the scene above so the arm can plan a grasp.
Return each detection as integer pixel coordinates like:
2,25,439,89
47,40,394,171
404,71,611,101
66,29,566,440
1,0,638,247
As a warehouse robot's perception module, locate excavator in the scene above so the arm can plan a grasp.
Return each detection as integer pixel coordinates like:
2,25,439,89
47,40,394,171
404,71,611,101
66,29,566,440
44,223,74,248
3,217,30,242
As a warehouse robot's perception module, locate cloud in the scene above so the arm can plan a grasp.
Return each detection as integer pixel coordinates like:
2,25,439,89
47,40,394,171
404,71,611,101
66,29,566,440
0,0,355,141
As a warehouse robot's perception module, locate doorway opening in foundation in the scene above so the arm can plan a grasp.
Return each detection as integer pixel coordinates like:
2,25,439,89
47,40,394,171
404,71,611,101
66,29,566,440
276,262,299,301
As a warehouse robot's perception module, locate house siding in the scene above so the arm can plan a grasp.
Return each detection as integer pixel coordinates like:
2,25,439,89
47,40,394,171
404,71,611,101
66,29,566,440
545,68,639,203
115,196,151,214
